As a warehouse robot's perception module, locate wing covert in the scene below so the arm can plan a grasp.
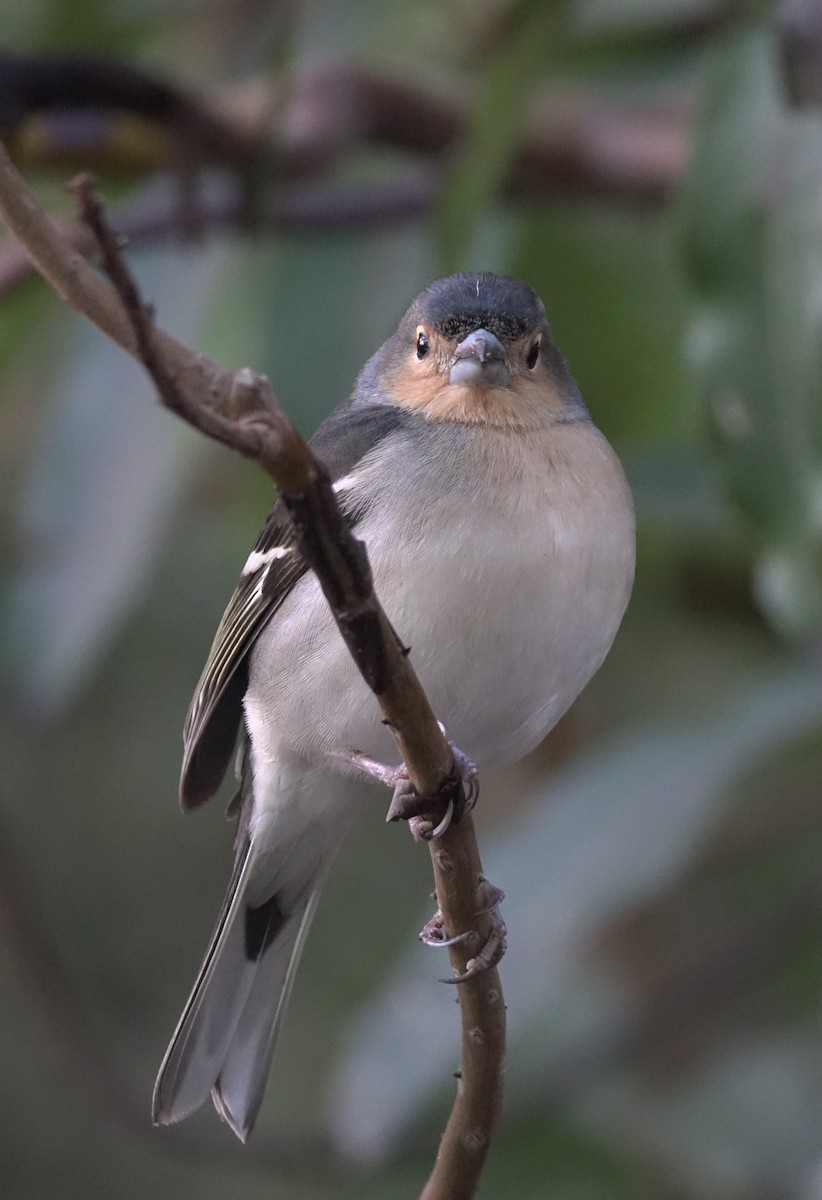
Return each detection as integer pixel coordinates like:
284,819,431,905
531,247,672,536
180,504,303,809
178,400,414,811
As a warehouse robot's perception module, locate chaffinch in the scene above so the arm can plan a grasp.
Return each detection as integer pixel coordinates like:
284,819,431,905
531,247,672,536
152,271,635,1141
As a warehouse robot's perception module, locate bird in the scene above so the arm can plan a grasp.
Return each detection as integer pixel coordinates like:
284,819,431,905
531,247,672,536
152,271,635,1142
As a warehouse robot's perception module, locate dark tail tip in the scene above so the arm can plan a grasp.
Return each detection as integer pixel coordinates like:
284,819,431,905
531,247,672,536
244,893,287,960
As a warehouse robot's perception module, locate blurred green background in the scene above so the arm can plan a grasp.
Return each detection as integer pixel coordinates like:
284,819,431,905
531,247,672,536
2,1,822,1197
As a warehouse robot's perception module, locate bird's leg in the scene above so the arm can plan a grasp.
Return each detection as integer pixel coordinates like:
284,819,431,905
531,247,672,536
342,751,407,791
419,878,507,981
343,752,449,840
339,730,479,842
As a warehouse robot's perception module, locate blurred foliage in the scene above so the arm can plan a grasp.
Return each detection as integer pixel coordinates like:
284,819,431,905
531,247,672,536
1,2,822,1199
679,21,822,639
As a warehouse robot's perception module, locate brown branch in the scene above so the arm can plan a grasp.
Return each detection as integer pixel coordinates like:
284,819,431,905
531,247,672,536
420,830,506,1200
0,72,690,300
0,55,690,249
0,172,437,295
0,55,691,199
0,141,505,1197
777,0,822,109
0,50,266,240
0,60,692,299
0,50,260,175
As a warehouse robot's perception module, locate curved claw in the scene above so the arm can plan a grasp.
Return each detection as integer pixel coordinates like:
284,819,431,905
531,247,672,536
419,909,474,948
430,931,472,948
429,798,455,840
439,897,504,988
419,878,508,983
408,797,454,842
439,728,479,815
439,899,508,984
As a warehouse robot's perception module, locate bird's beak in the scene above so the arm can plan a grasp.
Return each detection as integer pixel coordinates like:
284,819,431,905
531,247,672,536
448,328,509,388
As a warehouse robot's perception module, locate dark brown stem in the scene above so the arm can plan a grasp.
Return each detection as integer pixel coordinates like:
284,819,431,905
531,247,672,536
421,819,506,1200
0,143,505,1197
0,50,260,174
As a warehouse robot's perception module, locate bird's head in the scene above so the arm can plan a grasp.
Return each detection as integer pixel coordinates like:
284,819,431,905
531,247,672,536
377,273,583,430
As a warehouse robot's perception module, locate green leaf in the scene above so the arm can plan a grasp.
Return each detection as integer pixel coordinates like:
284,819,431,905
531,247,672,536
678,27,822,637
435,1,565,272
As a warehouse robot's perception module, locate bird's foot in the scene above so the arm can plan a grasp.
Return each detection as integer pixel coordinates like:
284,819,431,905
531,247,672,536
419,878,507,982
447,736,480,811
343,730,478,842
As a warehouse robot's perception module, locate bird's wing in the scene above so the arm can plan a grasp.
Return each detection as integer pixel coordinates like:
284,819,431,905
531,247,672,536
179,401,411,810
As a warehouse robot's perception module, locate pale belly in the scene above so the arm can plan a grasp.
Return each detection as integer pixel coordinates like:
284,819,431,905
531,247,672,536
245,430,634,772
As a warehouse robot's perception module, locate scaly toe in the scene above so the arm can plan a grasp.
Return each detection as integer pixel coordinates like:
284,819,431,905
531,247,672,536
418,908,475,948
442,908,507,984
438,880,508,983
435,725,479,818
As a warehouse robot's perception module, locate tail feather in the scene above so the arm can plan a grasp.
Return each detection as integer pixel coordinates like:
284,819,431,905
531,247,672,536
212,888,323,1140
152,842,319,1136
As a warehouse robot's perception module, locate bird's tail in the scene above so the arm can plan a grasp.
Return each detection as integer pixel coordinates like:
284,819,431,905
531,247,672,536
152,839,323,1142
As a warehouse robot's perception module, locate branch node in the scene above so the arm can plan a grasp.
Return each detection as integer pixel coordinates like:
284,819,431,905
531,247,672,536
463,1128,489,1152
230,367,271,417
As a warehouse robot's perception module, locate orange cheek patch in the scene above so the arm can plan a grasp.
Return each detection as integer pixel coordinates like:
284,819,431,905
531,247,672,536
386,368,566,431
384,369,448,412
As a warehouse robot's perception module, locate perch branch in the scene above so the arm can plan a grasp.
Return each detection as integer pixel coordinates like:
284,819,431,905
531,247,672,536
0,140,505,1199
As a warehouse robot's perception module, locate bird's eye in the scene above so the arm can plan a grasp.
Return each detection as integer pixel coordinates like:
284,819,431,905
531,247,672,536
526,340,540,370
416,331,430,360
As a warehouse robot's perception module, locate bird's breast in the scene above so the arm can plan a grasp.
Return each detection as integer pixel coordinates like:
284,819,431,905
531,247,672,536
246,418,634,770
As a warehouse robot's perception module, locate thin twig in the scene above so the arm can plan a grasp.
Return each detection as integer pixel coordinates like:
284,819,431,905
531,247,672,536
0,142,505,1197
420,828,506,1200
0,172,437,295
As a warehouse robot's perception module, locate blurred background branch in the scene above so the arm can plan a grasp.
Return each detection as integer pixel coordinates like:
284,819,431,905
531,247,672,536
0,56,690,296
